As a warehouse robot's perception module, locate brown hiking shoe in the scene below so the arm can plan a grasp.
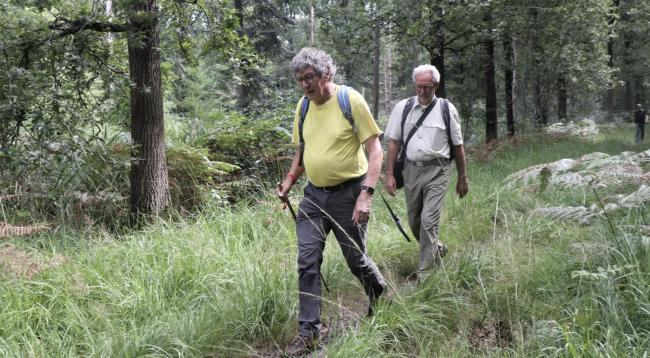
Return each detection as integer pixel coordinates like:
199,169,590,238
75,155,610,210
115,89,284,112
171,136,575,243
283,335,318,357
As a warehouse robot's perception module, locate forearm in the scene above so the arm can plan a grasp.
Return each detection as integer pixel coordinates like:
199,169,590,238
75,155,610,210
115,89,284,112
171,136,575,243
452,144,467,179
282,149,305,187
363,135,383,188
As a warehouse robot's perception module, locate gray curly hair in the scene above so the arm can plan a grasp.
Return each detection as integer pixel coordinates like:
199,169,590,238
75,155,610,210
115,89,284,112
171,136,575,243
412,65,440,84
290,47,337,79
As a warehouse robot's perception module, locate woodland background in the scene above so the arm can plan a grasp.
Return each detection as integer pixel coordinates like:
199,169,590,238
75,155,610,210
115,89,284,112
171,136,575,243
1,0,648,220
1,1,649,357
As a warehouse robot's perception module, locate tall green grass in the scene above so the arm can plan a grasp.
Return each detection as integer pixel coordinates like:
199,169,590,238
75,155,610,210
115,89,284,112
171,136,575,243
0,124,648,356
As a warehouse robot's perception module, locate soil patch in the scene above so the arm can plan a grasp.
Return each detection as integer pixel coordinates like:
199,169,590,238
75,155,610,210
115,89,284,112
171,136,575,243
0,244,66,279
468,318,513,349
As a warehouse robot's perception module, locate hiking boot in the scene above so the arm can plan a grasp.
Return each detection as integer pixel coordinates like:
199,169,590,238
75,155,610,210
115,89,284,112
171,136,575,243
368,285,389,317
283,335,317,357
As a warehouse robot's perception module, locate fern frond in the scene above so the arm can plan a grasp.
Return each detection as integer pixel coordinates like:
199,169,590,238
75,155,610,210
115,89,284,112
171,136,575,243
530,206,597,224
550,172,594,189
503,159,577,188
595,164,646,186
580,153,635,171
634,149,650,164
618,185,650,208
576,152,610,163
545,119,599,137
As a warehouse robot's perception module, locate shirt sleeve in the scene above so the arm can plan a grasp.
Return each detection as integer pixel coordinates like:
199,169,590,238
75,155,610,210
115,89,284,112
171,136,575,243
384,99,408,141
348,88,382,143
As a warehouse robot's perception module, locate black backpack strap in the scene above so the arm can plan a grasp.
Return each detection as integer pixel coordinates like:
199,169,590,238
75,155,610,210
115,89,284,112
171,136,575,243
298,96,309,166
399,97,437,162
442,98,455,160
400,97,416,147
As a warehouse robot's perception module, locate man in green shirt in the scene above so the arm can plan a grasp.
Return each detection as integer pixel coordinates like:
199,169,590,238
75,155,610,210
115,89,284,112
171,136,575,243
276,47,386,356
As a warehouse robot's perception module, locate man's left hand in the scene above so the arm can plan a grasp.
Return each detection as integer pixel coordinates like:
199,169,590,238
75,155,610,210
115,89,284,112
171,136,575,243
352,191,372,224
457,176,469,198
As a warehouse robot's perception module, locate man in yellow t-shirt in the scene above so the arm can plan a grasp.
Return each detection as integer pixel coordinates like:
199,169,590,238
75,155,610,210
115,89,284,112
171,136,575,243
276,47,386,356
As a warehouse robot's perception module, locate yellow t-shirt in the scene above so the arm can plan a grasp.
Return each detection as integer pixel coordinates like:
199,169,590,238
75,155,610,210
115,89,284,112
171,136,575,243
292,85,382,187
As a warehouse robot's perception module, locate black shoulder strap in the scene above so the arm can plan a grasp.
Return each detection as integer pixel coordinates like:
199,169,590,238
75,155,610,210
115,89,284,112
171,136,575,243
399,97,437,162
442,98,455,160
400,97,416,144
298,96,309,166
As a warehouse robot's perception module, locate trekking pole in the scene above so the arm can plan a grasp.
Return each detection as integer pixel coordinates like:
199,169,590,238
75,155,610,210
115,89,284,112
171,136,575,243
277,183,331,295
378,189,412,242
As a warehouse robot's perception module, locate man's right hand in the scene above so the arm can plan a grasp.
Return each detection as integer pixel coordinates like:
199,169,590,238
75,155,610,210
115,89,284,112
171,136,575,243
276,181,292,207
384,175,397,196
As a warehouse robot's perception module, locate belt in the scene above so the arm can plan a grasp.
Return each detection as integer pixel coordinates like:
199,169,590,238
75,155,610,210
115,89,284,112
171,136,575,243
311,175,365,192
406,158,450,167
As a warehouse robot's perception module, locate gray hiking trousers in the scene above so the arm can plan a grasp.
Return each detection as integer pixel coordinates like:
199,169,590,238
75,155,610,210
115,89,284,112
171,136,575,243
403,159,451,273
295,180,386,338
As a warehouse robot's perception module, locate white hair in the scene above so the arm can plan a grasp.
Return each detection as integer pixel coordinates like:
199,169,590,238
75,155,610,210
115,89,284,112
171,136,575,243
290,47,337,79
412,65,440,84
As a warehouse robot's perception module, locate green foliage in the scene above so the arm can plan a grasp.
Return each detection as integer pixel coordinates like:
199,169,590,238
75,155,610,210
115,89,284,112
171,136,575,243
166,144,239,210
0,126,649,356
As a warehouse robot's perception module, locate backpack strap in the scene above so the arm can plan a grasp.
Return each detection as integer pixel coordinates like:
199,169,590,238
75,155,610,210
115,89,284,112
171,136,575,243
400,97,416,144
399,98,437,163
442,98,455,160
298,86,356,167
398,97,416,161
337,85,356,133
298,96,309,166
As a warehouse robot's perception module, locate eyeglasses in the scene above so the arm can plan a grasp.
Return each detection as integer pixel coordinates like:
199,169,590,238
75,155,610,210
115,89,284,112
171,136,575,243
295,72,319,84
415,84,436,91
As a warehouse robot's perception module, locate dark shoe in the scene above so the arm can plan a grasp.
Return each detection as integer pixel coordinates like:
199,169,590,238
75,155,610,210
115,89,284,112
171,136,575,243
283,335,317,357
368,285,389,317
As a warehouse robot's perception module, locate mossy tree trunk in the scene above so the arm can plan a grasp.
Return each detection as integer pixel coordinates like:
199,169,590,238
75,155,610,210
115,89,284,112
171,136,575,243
127,0,170,217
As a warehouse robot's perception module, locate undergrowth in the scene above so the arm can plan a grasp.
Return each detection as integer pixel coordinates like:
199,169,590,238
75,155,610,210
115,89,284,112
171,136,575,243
0,124,648,356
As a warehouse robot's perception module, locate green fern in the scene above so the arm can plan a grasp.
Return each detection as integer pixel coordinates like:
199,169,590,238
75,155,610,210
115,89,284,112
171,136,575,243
530,206,597,224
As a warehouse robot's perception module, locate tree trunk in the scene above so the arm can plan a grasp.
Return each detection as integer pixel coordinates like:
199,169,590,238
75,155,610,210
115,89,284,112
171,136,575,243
457,62,472,142
605,39,615,120
383,39,392,116
557,75,567,122
485,38,498,142
635,78,644,106
309,4,315,45
103,0,114,98
128,0,170,217
529,7,547,128
432,5,446,98
372,19,380,120
234,0,253,110
503,34,515,138
605,0,620,120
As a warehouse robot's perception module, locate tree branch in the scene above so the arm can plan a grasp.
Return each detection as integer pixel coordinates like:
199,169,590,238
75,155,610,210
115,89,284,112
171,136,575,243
48,18,130,37
258,0,296,25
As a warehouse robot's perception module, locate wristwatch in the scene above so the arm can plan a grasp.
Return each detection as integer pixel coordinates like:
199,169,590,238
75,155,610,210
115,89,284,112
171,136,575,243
360,185,375,195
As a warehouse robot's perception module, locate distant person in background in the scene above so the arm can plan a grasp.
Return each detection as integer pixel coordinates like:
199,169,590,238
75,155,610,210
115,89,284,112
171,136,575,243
634,103,647,143
276,47,386,356
383,64,469,280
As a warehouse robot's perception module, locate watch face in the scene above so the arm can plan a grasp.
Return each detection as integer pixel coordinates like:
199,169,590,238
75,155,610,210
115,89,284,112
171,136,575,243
361,185,374,195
